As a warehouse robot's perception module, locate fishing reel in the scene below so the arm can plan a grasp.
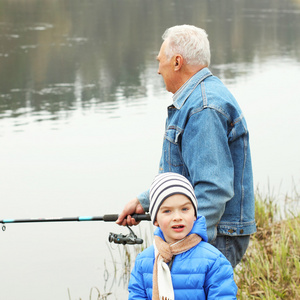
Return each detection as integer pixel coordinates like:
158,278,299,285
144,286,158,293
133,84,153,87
108,225,143,245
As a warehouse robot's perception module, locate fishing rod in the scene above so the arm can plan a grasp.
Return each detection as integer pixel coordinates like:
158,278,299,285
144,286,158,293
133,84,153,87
0,213,151,245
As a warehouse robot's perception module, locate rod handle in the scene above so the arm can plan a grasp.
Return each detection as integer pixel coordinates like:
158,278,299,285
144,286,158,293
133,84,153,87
102,214,151,222
131,214,151,221
103,214,119,222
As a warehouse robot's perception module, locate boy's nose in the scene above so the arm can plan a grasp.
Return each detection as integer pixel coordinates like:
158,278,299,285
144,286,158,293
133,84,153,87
173,211,182,221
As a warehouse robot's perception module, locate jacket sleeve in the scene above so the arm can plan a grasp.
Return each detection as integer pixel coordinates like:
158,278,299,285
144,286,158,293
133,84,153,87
137,189,150,212
128,255,148,300
182,108,235,242
204,255,237,299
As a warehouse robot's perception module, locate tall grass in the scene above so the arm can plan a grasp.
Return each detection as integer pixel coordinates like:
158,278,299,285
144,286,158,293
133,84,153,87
235,190,300,299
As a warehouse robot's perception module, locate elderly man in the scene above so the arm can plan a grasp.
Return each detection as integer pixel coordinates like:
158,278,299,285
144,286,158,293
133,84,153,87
117,25,256,268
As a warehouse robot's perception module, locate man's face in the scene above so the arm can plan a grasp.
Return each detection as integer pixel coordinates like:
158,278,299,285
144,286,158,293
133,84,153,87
157,40,177,94
154,194,196,244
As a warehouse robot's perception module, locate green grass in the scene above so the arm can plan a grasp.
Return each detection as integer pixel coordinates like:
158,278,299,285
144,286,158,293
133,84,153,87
235,191,300,299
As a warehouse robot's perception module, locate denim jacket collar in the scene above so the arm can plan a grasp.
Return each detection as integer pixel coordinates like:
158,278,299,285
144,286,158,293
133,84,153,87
172,67,212,110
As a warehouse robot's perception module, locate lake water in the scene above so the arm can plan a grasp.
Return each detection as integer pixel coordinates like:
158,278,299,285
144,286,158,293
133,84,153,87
1,0,300,299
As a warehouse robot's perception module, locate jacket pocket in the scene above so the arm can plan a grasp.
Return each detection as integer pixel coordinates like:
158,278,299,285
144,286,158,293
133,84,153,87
163,127,184,169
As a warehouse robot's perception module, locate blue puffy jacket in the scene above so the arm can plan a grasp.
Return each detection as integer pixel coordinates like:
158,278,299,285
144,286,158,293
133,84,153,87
128,216,237,299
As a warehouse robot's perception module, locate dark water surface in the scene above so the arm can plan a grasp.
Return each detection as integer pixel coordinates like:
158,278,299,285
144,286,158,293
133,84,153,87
1,0,300,299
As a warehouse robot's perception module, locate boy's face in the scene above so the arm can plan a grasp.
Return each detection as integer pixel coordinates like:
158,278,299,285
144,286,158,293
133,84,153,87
154,194,196,244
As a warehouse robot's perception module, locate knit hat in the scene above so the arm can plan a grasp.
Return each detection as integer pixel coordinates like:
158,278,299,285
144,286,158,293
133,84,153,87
149,172,198,224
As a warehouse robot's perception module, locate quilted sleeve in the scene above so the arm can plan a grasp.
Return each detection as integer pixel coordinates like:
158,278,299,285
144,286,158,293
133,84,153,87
204,255,238,299
128,255,148,300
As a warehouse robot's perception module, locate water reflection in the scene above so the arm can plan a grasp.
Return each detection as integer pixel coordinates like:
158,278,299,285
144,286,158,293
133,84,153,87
1,1,300,299
1,0,300,125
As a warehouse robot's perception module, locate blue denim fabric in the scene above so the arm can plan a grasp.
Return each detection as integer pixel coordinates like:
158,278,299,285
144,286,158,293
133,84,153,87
139,67,256,242
210,234,250,268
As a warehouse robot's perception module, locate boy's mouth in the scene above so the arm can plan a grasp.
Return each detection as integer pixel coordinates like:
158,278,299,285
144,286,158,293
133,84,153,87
172,225,185,231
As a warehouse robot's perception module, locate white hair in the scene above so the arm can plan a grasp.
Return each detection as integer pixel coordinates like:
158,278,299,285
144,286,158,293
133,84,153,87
162,25,211,66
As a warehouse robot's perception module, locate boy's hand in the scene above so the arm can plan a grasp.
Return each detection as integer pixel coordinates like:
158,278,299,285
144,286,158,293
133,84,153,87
116,197,145,226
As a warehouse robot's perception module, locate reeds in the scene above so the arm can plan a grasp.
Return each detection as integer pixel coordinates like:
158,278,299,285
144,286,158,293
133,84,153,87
235,190,300,299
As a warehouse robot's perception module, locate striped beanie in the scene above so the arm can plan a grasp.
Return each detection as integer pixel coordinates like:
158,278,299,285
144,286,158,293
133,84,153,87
149,172,198,224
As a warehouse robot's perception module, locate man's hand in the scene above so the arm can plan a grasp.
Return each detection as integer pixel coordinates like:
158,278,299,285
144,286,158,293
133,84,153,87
116,197,145,226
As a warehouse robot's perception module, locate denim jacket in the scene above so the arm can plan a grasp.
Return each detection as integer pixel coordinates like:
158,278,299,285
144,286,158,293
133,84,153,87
139,68,256,242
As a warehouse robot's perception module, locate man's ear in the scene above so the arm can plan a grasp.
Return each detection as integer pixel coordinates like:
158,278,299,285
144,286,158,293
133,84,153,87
174,54,183,71
154,220,159,227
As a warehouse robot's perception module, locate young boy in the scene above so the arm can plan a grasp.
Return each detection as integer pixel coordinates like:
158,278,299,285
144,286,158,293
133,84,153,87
128,172,237,299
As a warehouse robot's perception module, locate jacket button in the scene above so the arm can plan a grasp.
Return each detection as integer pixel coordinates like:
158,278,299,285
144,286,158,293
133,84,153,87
240,229,244,234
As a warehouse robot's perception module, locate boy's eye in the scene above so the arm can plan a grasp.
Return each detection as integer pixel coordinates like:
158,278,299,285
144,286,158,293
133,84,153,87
182,207,189,211
163,209,171,214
